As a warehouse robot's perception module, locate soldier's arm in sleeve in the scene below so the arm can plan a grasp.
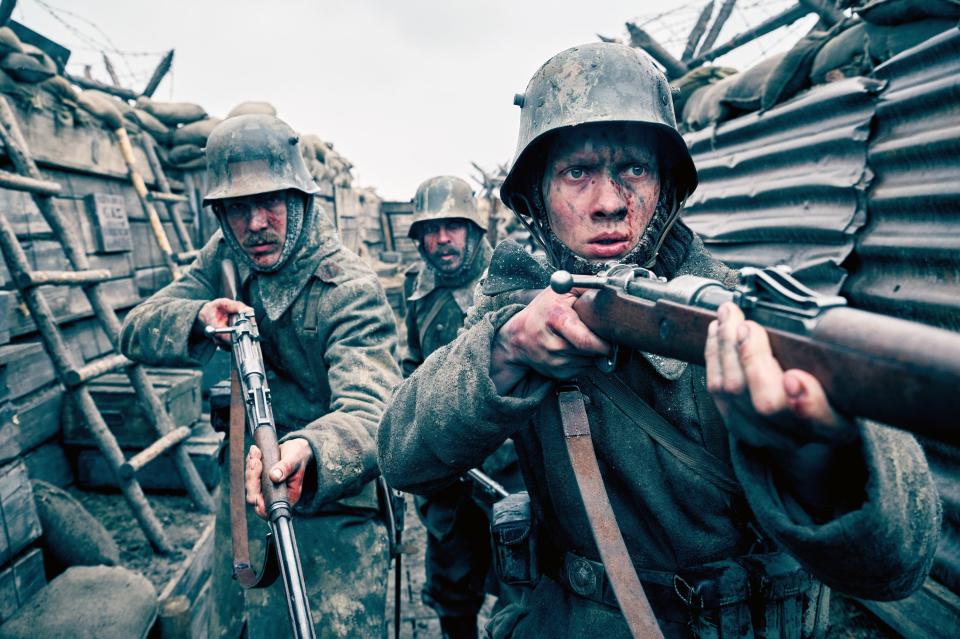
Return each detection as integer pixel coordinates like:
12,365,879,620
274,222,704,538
119,234,223,367
378,293,552,496
730,423,941,601
281,273,402,512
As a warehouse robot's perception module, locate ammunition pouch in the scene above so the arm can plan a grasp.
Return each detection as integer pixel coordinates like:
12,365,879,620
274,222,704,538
674,553,828,639
491,492,538,586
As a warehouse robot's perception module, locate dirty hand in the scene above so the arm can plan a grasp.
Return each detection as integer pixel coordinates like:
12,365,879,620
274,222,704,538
244,439,313,519
492,287,611,394
705,302,858,450
198,298,253,345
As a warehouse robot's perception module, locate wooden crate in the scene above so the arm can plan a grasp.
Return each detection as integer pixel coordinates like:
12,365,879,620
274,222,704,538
63,368,201,448
23,442,72,488
0,461,42,566
74,424,222,492
0,385,62,466
0,547,46,625
158,521,214,639
0,343,57,403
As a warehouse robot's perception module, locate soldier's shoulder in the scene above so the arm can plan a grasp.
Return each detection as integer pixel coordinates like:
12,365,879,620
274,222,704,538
312,245,379,286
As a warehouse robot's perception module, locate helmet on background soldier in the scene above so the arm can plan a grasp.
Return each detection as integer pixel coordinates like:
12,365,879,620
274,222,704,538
499,42,698,269
203,114,321,272
407,175,485,240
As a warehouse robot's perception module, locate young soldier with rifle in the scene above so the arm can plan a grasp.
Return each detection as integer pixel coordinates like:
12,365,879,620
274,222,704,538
120,114,401,638
377,43,942,639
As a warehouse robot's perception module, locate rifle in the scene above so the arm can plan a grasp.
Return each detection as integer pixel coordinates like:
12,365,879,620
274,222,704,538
550,264,960,444
465,468,510,502
206,259,316,639
378,478,405,639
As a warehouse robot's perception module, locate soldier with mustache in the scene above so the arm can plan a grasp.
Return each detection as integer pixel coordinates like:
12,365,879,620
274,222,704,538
402,176,524,639
378,43,940,638
120,114,402,638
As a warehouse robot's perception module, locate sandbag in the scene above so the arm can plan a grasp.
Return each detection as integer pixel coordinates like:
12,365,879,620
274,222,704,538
40,75,79,104
0,566,157,639
722,53,786,112
0,67,20,95
168,143,204,165
77,90,123,130
1,52,54,84
811,21,871,84
762,31,831,110
672,66,737,120
32,481,119,579
856,0,960,25
136,96,207,126
172,116,221,146
227,100,277,118
124,107,170,143
865,18,956,62
0,26,23,56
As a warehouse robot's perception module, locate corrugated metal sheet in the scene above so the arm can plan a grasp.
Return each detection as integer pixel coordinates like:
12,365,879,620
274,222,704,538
681,25,960,616
683,77,883,293
845,27,960,331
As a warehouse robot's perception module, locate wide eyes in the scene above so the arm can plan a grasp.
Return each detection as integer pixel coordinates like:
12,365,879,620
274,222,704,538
626,164,648,178
564,167,586,180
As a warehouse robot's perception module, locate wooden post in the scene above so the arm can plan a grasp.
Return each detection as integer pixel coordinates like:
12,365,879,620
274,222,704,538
102,52,121,88
142,50,174,99
682,1,715,63
697,0,737,58
690,4,811,66
142,135,195,252
0,96,215,514
626,22,689,79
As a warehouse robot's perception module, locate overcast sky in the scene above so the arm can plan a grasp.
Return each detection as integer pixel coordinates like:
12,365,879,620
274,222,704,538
17,0,811,200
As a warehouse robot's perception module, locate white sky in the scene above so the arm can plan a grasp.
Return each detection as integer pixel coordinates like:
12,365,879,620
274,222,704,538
16,0,814,200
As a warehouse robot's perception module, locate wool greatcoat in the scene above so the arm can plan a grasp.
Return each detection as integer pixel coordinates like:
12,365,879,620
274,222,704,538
377,222,941,639
121,202,402,638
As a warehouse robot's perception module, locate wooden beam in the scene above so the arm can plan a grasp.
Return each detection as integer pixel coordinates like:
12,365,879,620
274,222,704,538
626,22,690,79
690,3,811,66
682,1,715,63
697,0,737,57
66,73,138,101
102,52,121,88
142,49,174,98
0,169,61,195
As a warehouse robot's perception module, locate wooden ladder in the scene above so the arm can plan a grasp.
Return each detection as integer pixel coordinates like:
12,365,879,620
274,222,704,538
0,96,215,554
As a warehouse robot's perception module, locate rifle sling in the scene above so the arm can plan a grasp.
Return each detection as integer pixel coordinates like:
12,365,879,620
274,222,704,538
583,372,740,496
557,385,664,639
229,366,280,589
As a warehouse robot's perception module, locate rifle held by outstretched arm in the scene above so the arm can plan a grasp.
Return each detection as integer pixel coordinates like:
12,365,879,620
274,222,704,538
551,265,960,444
207,259,317,639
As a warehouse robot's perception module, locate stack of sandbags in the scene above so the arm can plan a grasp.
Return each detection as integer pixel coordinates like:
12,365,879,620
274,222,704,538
300,133,354,189
132,96,215,171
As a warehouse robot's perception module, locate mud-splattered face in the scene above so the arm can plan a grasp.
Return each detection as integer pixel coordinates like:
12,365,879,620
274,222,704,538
420,220,469,273
222,190,288,268
542,124,661,262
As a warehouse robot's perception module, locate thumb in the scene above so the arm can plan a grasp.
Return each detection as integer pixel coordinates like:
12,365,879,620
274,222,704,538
270,458,301,483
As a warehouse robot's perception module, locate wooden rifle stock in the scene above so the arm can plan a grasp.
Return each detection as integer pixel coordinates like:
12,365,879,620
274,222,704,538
574,286,960,444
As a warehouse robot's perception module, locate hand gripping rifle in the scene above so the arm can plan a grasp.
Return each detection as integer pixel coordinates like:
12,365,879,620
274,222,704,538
206,259,316,639
551,264,960,443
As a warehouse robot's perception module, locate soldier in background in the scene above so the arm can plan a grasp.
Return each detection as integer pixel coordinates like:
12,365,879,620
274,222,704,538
120,114,401,638
402,176,523,639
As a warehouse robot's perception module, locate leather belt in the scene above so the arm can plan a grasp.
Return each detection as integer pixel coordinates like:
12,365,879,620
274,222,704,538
554,551,690,625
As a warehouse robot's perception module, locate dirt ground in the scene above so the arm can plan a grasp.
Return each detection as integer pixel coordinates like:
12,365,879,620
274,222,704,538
70,487,213,591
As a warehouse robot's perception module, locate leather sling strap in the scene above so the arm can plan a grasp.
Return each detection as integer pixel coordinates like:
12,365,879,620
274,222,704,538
557,385,665,639
584,372,740,496
417,288,455,348
230,366,279,589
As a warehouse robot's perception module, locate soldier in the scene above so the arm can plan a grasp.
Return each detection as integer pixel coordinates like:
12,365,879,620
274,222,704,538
120,114,401,638
402,176,522,639
377,43,940,638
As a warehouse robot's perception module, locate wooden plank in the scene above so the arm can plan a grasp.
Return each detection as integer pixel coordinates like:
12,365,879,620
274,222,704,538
63,368,202,448
160,520,215,602
1,384,63,464
0,461,42,565
858,578,960,639
0,343,57,402
0,547,46,624
0,292,11,346
22,441,72,488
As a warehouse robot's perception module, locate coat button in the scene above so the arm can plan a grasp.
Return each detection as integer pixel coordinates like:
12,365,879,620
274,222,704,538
435,323,445,332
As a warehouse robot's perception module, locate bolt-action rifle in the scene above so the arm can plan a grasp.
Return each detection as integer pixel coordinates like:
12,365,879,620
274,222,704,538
207,259,316,639
550,264,960,444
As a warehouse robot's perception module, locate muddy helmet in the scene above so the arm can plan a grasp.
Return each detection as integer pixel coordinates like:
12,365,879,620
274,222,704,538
499,42,697,216
203,114,320,205
408,176,485,239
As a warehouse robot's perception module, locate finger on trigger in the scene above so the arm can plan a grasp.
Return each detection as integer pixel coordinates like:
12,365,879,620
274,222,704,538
551,309,609,356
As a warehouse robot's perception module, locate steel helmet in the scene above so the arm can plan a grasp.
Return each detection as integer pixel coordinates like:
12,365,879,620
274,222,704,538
408,176,485,239
203,114,320,205
499,42,697,216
